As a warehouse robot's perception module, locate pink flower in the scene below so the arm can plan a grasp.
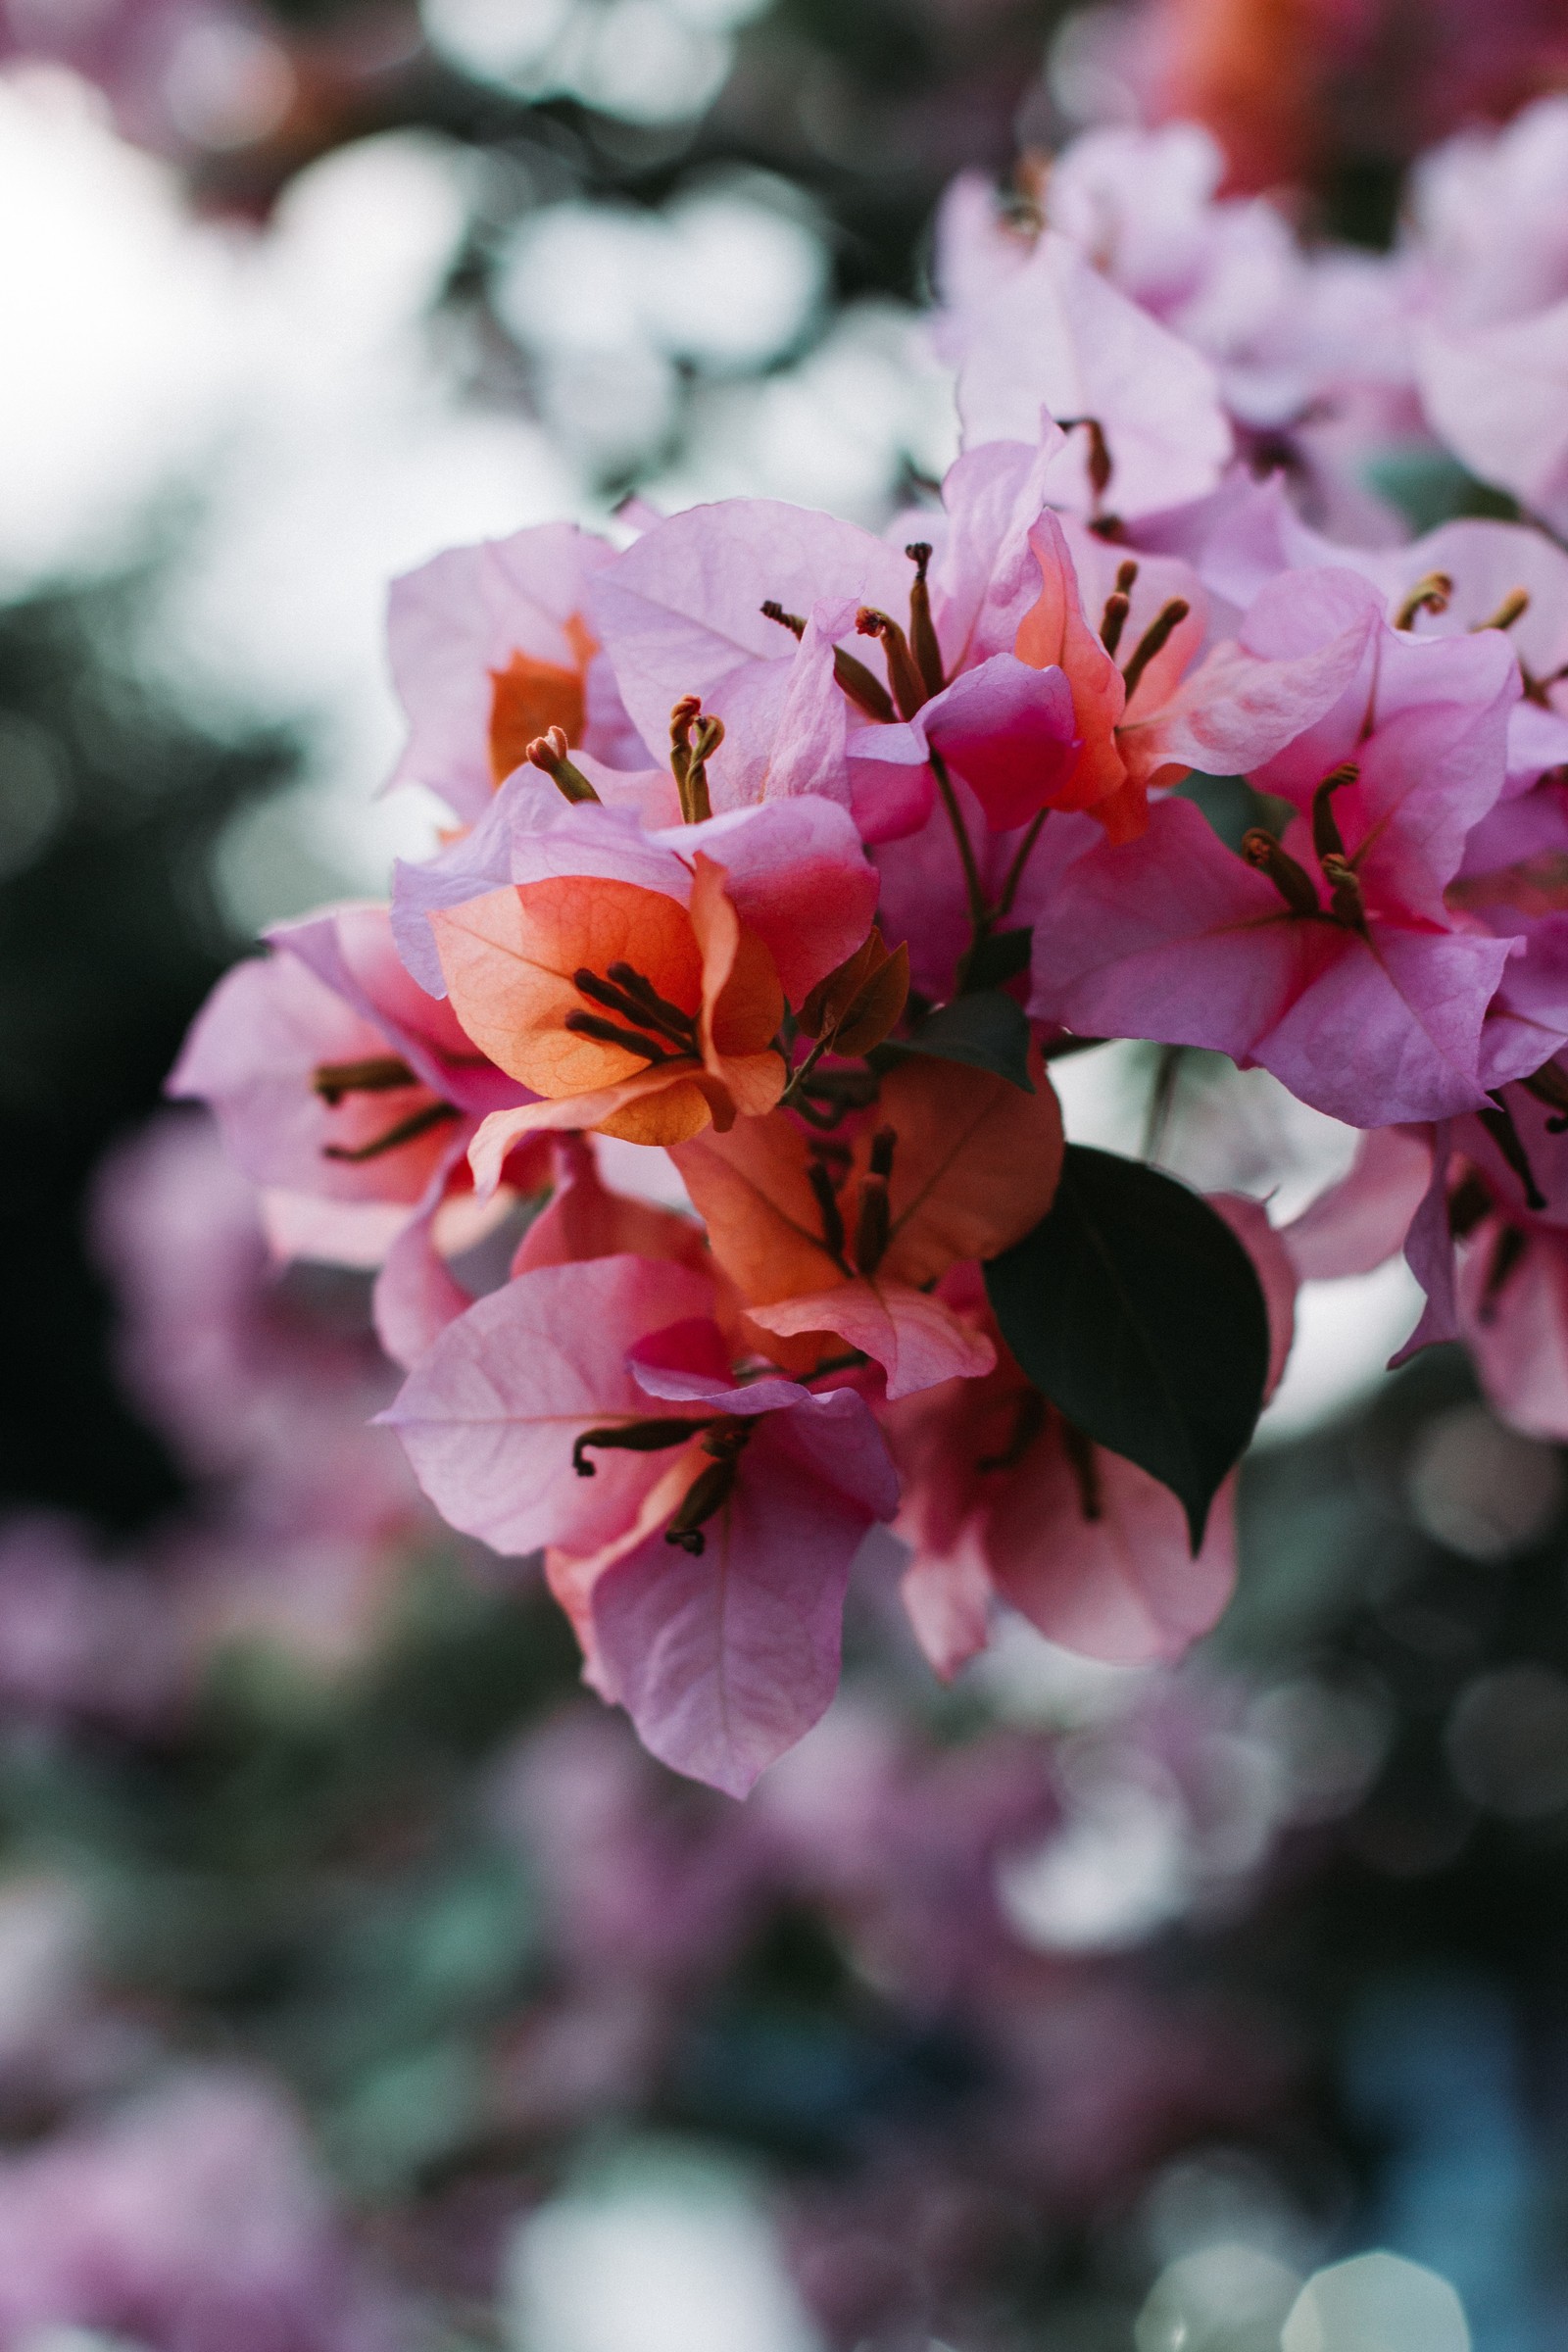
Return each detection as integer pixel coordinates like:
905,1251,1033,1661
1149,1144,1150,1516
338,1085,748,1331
169,901,520,1209
386,521,645,823
937,227,1235,519
168,903,549,1363
1030,569,1540,1126
887,1200,1296,1676
381,1253,898,1794
582,447,1203,850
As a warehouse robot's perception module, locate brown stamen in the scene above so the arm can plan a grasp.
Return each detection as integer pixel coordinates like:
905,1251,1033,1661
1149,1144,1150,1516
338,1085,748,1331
313,1054,416,1104
1243,828,1321,917
906,542,946,698
857,608,929,721
761,601,896,723
1320,853,1369,934
852,1126,897,1276
1475,588,1531,635
574,965,696,1047
1099,591,1131,656
1448,1169,1492,1239
1120,599,1190,704
321,1102,459,1162
563,1008,685,1064
573,1418,713,1476
669,698,721,824
526,725,600,805
1394,571,1452,630
664,1419,755,1554
1311,761,1358,865
807,1155,847,1262
1059,416,1112,503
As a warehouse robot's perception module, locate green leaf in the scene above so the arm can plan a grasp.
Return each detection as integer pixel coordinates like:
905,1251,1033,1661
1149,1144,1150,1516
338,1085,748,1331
983,1144,1270,1546
958,925,1032,992
886,990,1034,1091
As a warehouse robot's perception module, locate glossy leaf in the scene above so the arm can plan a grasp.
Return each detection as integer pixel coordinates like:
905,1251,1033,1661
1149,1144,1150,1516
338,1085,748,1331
983,1144,1270,1547
887,990,1035,1092
959,925,1033,992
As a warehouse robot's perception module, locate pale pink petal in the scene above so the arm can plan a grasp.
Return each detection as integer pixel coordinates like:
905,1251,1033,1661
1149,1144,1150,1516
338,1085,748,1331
380,1253,716,1558
590,1389,897,1794
987,1445,1238,1665
1462,1218,1568,1441
1260,927,1514,1125
1418,301,1568,534
372,1200,474,1370
1390,1124,1461,1365
1284,1128,1434,1281
270,901,522,1116
952,231,1233,515
169,954,457,1205
588,500,913,809
898,1537,995,1681
1209,1195,1298,1399
386,521,635,821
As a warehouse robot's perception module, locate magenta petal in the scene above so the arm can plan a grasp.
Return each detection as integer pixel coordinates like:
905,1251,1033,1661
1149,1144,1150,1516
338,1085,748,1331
919,655,1079,832
590,1391,897,1795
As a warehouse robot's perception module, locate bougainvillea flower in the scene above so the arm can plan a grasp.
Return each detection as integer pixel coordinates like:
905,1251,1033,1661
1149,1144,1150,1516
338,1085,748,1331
1030,677,1543,1125
392,782,876,1004
937,228,1235,517
439,853,789,1154
1177,492,1568,790
169,901,520,1208
382,1252,897,1793
386,520,645,822
889,1200,1296,1675
670,1049,1065,1398
588,499,919,813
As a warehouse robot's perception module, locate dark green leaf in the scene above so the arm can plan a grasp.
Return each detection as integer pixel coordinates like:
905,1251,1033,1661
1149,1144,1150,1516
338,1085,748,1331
885,990,1034,1091
983,1145,1270,1546
958,925,1032,992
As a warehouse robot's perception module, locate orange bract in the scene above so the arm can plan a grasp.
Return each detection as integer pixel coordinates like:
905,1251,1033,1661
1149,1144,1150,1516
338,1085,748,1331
487,614,598,784
672,1047,1065,1367
446,857,791,1161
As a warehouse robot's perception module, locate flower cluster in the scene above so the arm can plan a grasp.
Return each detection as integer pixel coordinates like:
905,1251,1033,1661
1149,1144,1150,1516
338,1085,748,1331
174,108,1568,1795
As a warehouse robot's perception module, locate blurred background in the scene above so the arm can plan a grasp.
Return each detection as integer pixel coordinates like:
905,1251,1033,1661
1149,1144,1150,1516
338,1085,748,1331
4,1,1568,2346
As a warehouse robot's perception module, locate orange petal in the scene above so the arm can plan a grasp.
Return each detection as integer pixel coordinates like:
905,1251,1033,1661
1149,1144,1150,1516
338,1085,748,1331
469,1068,711,1192
670,1111,844,1306
1015,512,1128,815
432,877,702,1095
488,649,587,784
871,1047,1065,1287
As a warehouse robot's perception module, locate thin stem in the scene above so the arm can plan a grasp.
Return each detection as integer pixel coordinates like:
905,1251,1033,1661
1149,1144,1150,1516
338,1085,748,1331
929,747,988,937
777,1033,833,1109
995,808,1049,921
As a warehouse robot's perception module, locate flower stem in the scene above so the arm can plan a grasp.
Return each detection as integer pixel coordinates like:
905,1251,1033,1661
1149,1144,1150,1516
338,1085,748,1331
930,747,988,939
